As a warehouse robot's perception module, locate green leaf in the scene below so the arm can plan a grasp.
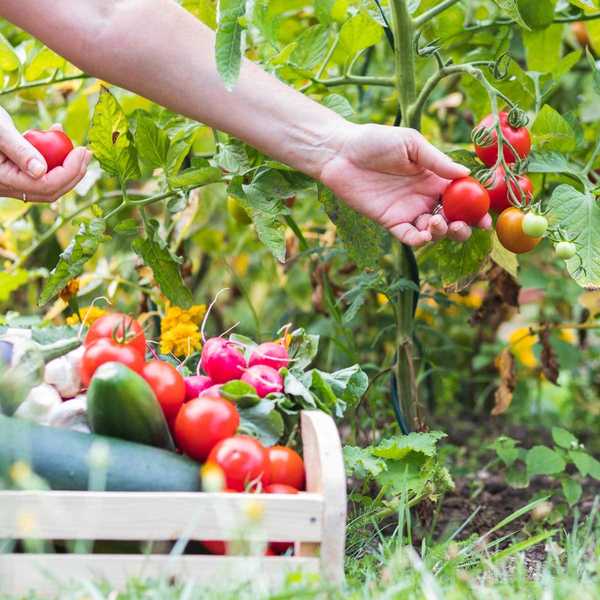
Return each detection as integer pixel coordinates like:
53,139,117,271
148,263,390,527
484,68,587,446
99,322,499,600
315,0,336,23
494,0,529,29
215,139,253,174
215,0,246,89
320,186,389,270
168,166,222,188
132,220,192,308
322,94,354,118
492,436,520,467
39,219,107,305
419,230,492,286
283,370,318,408
561,478,582,506
491,233,519,278
551,427,578,449
89,89,140,183
25,47,66,80
373,431,447,460
546,184,600,287
114,218,139,235
532,105,576,153
220,380,262,408
0,270,29,302
527,151,582,177
587,49,600,96
506,464,530,488
134,115,170,170
238,399,284,446
517,0,556,31
166,125,199,177
569,450,600,479
343,446,386,480
522,24,562,73
525,445,566,477
288,328,319,370
0,34,20,71
310,364,368,416
289,25,330,70
338,12,382,65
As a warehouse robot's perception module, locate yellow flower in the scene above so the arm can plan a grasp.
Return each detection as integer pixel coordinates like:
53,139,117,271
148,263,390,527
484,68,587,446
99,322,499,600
508,327,538,368
66,306,107,326
160,303,206,356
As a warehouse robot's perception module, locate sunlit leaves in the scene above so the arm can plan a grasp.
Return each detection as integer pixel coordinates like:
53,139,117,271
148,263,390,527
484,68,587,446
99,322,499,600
493,0,529,29
522,25,562,73
215,0,246,90
0,34,20,71
526,445,566,476
322,93,354,117
0,270,29,302
338,12,383,65
289,25,330,70
532,105,576,152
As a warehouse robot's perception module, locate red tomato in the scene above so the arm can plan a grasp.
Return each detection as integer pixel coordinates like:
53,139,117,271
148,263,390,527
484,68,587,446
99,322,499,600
24,129,74,171
496,207,541,254
442,177,490,225
80,338,144,386
208,435,269,491
266,446,305,490
474,112,531,167
485,166,534,213
264,483,299,554
175,396,240,461
85,313,146,357
142,360,186,422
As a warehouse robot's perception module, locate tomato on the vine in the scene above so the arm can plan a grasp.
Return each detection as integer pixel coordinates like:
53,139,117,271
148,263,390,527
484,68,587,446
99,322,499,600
442,177,490,225
555,241,577,260
141,360,186,422
80,338,145,386
485,166,533,213
85,313,146,357
474,112,531,167
496,207,541,254
521,213,548,238
175,396,240,461
266,446,305,490
24,129,73,171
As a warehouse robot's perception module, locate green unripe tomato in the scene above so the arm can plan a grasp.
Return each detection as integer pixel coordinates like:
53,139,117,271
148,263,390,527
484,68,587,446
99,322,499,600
555,241,577,260
227,196,251,225
517,0,555,31
522,213,548,237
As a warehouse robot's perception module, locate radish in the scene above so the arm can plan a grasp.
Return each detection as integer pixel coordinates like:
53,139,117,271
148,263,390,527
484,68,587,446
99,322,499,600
241,365,283,397
249,342,289,371
184,375,213,401
201,337,246,384
199,384,223,398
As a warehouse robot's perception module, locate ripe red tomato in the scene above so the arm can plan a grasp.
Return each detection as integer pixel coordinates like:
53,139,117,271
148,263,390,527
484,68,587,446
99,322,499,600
208,435,269,491
80,338,145,386
264,483,299,554
442,177,490,225
485,166,534,213
474,112,531,167
85,313,146,357
142,360,186,422
266,446,305,490
496,207,541,254
175,396,240,461
24,129,74,171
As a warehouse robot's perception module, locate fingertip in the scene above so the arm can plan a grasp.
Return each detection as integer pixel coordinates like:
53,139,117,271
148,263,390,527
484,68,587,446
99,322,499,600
448,222,472,242
478,213,493,230
454,163,471,176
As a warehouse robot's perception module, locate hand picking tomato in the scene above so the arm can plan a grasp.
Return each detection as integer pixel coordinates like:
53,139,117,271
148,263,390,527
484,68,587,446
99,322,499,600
266,446,305,490
264,483,299,554
175,396,239,461
208,435,269,491
24,129,74,171
142,360,186,422
485,166,533,213
85,313,146,357
474,112,531,167
496,207,541,254
442,177,490,225
80,338,145,387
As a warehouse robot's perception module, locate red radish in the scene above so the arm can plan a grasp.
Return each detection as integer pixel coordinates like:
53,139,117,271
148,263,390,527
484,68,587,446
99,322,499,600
184,375,213,401
264,484,298,554
199,384,223,398
201,337,246,384
249,342,289,370
241,365,283,397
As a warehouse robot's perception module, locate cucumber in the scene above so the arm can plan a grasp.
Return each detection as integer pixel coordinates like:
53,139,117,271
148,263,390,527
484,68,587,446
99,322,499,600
0,415,201,491
87,362,175,450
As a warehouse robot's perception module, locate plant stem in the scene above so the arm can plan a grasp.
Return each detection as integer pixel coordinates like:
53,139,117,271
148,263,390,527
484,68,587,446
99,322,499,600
0,74,91,97
413,0,462,28
309,75,395,88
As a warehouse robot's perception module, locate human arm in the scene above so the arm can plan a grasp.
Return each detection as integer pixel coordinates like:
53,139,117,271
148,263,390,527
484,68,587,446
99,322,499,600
0,0,489,244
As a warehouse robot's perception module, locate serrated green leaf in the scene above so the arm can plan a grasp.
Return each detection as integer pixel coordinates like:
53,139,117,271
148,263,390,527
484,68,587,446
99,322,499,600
526,445,566,477
132,220,192,308
89,89,140,183
289,25,330,70
522,24,562,72
322,93,354,117
166,125,199,177
238,399,284,446
0,34,20,71
134,114,170,170
39,219,106,305
532,105,576,153
527,151,582,177
338,12,383,64
492,436,520,467
551,427,578,449
373,431,447,460
288,328,319,370
494,0,530,29
561,478,582,506
215,139,253,174
215,0,246,89
569,450,600,479
0,270,29,302
25,47,66,80
168,166,222,188
343,446,386,479
547,184,600,287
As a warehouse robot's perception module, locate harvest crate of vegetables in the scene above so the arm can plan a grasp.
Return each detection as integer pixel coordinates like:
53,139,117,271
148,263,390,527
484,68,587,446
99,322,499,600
0,311,363,595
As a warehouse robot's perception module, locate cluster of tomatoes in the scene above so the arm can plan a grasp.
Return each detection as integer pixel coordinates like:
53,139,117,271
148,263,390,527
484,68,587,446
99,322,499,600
80,313,305,556
442,111,577,260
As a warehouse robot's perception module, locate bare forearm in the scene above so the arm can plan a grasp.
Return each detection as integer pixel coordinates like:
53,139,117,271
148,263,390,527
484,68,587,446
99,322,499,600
1,0,344,179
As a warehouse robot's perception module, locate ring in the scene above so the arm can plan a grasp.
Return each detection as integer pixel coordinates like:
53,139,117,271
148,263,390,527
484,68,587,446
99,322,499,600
22,192,27,203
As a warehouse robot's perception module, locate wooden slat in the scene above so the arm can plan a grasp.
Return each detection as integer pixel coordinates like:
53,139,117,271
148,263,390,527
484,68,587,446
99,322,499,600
0,554,320,597
0,491,322,542
300,411,347,584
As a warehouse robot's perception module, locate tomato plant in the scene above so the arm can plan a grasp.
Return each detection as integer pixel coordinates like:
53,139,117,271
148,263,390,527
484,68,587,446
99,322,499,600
442,177,490,225
474,112,532,167
496,207,542,254
485,167,533,214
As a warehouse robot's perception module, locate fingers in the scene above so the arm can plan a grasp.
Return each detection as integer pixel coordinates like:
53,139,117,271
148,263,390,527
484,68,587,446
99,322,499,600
447,221,472,242
400,211,492,246
0,122,47,179
406,129,471,180
389,222,432,247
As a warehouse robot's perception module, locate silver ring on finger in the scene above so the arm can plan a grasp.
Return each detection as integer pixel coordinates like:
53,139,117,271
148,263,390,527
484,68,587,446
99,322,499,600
432,197,443,215
22,192,27,203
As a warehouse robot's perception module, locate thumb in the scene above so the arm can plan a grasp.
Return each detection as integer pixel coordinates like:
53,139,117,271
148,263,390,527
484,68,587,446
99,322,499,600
0,125,47,178
407,130,470,180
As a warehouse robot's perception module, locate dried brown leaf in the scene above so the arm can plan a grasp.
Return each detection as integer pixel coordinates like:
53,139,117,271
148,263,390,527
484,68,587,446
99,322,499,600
492,347,516,416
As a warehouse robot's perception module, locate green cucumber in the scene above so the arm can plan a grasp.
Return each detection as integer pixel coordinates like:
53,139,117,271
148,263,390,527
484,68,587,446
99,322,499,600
0,415,201,491
87,361,175,451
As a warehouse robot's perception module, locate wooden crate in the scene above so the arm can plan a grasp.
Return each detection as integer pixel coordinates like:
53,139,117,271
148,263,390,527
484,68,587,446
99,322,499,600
0,410,346,596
